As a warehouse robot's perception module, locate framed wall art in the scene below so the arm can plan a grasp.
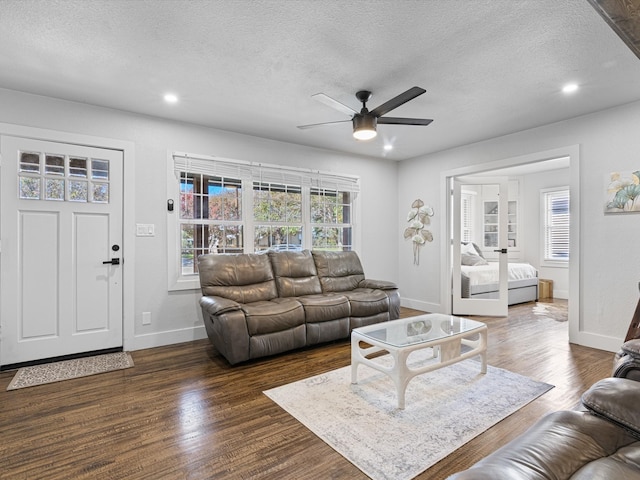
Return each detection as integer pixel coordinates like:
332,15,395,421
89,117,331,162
605,170,640,213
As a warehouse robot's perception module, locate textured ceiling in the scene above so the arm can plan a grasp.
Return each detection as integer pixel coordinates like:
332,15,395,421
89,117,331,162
1,0,640,161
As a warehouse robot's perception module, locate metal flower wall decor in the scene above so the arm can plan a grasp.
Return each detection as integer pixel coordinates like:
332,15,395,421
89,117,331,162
404,199,434,265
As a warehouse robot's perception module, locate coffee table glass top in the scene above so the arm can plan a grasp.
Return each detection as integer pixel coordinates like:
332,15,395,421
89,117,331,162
353,313,485,347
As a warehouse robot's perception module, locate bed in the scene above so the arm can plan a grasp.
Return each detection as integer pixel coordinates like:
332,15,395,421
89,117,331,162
460,243,538,305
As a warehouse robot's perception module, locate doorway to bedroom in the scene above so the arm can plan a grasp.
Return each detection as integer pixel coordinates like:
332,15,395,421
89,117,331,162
443,149,577,332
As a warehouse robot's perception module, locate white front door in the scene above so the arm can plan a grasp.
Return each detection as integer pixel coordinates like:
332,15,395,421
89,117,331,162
452,176,509,317
0,136,123,365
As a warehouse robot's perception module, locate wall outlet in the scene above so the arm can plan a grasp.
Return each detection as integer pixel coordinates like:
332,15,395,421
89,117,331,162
142,311,151,325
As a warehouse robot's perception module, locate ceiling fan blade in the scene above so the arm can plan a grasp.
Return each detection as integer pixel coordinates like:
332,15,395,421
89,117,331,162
297,119,352,130
311,93,358,116
377,117,433,126
370,86,426,117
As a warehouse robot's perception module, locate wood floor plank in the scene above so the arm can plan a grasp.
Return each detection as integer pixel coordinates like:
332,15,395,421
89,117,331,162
0,300,616,479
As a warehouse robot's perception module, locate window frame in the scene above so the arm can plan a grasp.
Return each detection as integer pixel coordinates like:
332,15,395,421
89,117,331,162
540,186,570,267
167,152,359,291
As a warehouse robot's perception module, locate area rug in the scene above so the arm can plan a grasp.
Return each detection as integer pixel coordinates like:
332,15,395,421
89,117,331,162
264,352,553,480
7,352,134,390
533,302,568,322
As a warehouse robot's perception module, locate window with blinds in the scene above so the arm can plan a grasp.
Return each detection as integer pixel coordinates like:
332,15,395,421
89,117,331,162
168,153,360,288
542,188,570,262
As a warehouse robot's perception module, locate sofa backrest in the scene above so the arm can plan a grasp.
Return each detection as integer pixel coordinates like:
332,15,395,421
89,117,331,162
268,250,322,297
312,250,365,292
198,253,278,303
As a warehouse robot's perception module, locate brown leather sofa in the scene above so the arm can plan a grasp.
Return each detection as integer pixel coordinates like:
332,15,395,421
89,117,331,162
198,249,400,365
447,339,640,480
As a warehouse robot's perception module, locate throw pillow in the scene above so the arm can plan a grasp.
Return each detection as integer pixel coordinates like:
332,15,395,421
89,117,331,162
461,253,488,266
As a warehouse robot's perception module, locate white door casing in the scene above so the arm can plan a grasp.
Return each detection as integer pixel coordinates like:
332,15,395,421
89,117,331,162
452,176,509,317
0,136,123,365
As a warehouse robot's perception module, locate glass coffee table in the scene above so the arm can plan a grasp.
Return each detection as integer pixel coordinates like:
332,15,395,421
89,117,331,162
351,313,487,409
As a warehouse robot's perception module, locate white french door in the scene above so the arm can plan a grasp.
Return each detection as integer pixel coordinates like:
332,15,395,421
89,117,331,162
452,176,509,316
0,136,123,365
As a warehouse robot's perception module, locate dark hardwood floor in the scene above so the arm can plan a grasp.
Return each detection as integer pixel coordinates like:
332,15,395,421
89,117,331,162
0,300,616,480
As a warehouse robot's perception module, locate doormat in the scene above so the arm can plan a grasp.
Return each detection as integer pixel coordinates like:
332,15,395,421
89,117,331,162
6,352,134,390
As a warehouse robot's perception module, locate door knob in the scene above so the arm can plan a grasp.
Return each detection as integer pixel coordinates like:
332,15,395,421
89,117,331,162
493,248,508,254
102,258,120,265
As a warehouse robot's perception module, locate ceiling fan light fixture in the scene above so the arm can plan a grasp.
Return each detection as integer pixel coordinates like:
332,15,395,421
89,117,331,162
352,115,377,140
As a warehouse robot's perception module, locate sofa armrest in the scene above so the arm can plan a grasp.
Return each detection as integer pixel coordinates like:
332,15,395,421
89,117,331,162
613,339,640,380
447,409,638,480
200,296,242,316
359,279,397,290
582,377,640,437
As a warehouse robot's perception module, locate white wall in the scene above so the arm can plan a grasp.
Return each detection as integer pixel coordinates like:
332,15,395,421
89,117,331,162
0,88,400,351
398,100,640,352
520,168,571,298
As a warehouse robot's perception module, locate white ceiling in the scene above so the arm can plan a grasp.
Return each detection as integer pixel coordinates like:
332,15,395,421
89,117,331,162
1,0,640,161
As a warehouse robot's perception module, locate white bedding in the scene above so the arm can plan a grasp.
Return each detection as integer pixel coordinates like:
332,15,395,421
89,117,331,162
461,262,538,286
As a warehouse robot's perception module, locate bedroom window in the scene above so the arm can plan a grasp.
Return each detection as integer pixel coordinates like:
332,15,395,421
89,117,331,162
168,153,359,290
542,188,570,264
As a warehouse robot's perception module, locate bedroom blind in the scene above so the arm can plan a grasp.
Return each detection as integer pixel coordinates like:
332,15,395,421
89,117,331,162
543,188,570,261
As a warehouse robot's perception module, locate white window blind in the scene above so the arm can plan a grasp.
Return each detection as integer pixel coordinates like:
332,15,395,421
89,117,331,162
168,152,360,290
543,188,570,262
173,153,360,193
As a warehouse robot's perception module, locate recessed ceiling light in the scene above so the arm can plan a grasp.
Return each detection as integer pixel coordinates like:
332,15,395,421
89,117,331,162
384,144,393,151
164,93,179,104
562,83,579,94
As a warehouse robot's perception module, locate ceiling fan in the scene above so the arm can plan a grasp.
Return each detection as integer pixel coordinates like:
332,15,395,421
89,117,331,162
297,86,433,140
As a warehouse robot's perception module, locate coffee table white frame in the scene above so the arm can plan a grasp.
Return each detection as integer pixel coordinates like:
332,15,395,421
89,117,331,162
351,313,487,409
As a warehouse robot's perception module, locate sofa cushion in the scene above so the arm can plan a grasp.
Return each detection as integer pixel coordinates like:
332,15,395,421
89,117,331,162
249,325,307,359
306,318,350,345
312,250,365,292
268,250,322,297
198,253,278,303
569,448,640,479
296,294,350,323
343,289,389,317
242,298,305,336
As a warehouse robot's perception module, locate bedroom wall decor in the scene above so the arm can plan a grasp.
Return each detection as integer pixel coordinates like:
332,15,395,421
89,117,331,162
404,199,434,265
605,170,640,213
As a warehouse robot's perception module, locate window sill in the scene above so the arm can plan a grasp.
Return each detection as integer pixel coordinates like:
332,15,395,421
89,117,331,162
540,260,569,269
168,276,201,292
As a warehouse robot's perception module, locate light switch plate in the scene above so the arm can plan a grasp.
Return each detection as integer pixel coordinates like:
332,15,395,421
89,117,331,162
136,224,155,236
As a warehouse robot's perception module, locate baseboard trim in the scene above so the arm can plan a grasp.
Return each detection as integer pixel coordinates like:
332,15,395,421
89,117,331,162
130,325,207,351
401,298,442,313
569,330,621,353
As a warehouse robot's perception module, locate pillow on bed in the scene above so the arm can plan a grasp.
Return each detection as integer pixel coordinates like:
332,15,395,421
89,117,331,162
471,242,485,258
461,253,488,266
461,242,485,258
